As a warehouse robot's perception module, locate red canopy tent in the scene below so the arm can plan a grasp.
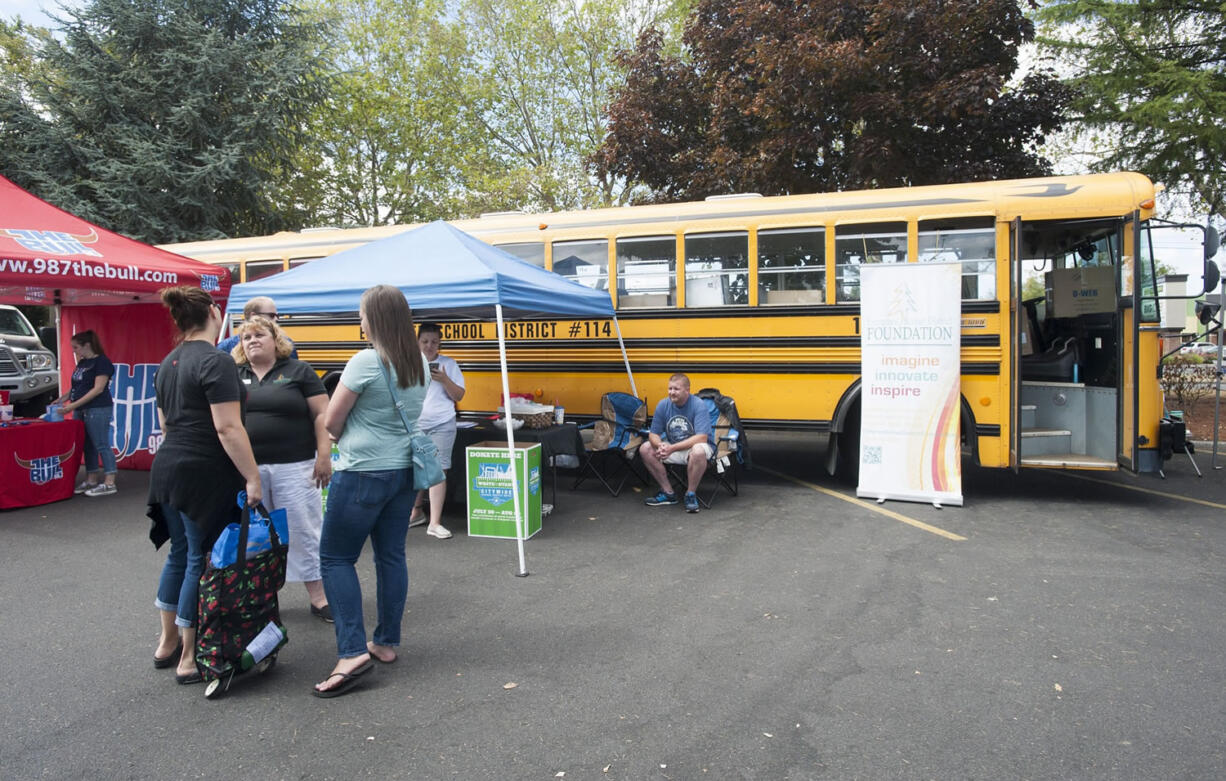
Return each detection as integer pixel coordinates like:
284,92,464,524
0,175,231,469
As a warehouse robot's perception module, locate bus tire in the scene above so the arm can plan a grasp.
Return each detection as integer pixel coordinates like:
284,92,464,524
322,371,342,397
833,407,861,485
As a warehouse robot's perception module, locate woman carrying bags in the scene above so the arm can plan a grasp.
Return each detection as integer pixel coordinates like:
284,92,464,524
314,284,430,698
232,316,333,623
147,286,261,684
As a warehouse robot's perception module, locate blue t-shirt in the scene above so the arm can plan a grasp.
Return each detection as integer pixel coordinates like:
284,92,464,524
70,354,115,409
649,394,714,448
335,348,430,472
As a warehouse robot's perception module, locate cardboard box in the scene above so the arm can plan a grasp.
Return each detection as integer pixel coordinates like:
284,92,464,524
466,441,542,539
1045,266,1116,318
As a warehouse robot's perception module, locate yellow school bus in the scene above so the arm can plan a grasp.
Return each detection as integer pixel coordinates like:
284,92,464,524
160,173,1218,477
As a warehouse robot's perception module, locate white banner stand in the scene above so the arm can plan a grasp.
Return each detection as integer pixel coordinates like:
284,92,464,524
857,263,964,507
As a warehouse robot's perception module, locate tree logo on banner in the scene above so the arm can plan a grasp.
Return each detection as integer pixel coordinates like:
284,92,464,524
887,283,918,321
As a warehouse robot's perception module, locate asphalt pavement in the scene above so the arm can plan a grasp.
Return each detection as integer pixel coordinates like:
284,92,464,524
2,433,1224,780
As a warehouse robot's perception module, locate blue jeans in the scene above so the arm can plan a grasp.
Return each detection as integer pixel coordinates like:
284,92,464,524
80,406,116,476
320,468,416,658
154,504,208,628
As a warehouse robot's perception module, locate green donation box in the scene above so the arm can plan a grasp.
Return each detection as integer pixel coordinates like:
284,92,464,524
465,441,542,539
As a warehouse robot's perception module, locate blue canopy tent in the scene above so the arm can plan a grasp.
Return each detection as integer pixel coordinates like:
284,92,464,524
227,220,637,575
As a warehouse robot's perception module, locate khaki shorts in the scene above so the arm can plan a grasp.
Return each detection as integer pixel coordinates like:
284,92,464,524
662,441,712,465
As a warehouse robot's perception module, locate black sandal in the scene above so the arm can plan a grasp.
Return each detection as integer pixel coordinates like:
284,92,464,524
312,660,373,699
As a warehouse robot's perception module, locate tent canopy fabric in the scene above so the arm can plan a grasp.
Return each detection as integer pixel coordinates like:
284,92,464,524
0,175,230,306
226,220,614,319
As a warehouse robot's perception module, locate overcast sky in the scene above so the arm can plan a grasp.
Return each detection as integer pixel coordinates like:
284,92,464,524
0,0,63,28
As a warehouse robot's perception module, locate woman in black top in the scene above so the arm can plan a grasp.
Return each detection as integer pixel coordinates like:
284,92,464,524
53,330,116,496
233,316,333,622
147,286,262,684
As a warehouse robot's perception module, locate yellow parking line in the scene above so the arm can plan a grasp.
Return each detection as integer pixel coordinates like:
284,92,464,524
1055,471,1226,510
758,466,967,541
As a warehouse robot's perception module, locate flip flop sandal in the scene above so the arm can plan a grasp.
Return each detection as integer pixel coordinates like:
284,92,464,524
312,660,374,699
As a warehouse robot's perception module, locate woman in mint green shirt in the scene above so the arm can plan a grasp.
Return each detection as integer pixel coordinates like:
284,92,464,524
313,285,430,698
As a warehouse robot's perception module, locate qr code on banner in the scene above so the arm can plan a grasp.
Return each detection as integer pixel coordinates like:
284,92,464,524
862,445,882,465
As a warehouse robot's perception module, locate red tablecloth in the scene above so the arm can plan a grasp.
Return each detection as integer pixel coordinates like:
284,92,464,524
0,418,85,509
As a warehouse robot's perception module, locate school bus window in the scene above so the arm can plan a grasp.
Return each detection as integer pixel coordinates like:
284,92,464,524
835,222,907,302
684,232,748,306
917,218,996,300
758,228,825,305
288,256,324,268
552,239,610,297
244,259,285,282
617,236,676,308
495,242,545,267
219,263,240,287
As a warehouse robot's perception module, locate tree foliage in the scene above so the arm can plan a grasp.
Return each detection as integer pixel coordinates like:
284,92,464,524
291,0,471,227
283,0,688,226
0,0,330,242
1037,0,1226,217
595,0,1073,201
448,0,687,213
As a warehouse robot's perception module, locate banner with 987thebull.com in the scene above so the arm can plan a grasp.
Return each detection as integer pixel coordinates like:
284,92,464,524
857,263,963,507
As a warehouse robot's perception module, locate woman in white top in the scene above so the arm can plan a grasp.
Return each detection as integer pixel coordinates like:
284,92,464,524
409,322,465,539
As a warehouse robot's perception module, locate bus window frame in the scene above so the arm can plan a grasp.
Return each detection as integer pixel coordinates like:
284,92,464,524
917,217,997,301
616,234,677,309
243,258,287,282
683,230,750,308
551,238,611,299
757,226,826,306
834,221,908,303
495,241,546,267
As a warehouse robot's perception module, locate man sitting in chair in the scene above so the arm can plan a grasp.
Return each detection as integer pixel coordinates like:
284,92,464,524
642,373,714,514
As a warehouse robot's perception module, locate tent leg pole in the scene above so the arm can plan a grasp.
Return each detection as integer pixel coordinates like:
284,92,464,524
496,305,529,577
613,316,637,399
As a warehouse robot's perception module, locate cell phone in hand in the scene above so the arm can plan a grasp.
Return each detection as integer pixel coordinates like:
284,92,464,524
429,361,439,372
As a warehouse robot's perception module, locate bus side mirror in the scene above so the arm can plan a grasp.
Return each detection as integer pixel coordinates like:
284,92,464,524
1205,226,1220,260
1203,260,1221,296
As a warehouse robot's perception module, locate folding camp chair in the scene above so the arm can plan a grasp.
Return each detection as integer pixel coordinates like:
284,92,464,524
573,392,649,497
662,395,744,508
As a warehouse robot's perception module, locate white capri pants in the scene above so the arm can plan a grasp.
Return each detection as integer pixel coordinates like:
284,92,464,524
423,422,458,470
258,459,323,583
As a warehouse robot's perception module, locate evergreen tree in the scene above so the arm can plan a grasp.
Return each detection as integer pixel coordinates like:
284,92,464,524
1037,0,1226,216
0,0,330,242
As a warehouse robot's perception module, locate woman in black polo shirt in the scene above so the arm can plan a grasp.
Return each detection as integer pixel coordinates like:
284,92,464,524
233,316,333,622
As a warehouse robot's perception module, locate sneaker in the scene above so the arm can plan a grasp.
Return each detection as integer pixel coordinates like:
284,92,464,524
74,481,96,495
426,524,453,539
684,492,700,513
645,491,679,507
84,483,117,497
408,512,428,527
